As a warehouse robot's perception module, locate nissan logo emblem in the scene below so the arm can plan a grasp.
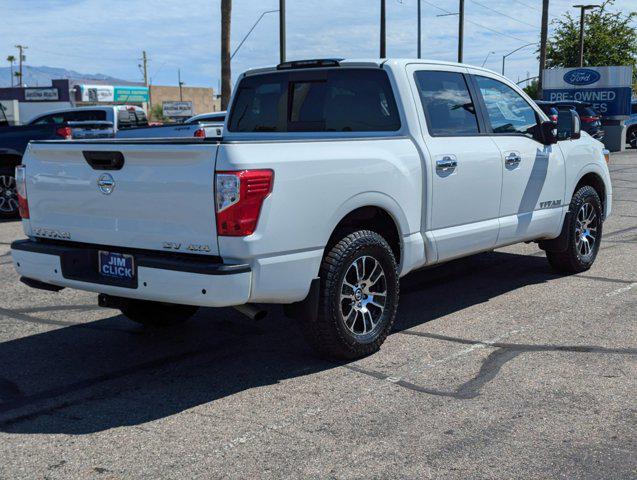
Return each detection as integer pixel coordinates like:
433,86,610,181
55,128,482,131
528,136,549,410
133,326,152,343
97,173,115,195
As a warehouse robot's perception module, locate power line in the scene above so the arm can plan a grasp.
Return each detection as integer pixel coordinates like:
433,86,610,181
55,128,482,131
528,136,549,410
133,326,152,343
470,0,540,29
420,0,535,43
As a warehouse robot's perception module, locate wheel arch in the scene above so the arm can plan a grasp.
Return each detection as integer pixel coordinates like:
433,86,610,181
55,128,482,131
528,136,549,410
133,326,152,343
0,152,23,171
325,198,407,266
572,167,608,218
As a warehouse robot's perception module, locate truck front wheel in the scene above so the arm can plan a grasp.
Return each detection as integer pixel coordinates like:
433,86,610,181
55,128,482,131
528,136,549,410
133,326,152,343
545,185,603,273
119,299,199,327
303,230,399,359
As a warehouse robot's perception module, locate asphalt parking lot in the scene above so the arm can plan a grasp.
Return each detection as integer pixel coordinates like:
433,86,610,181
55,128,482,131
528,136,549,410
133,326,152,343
0,151,635,479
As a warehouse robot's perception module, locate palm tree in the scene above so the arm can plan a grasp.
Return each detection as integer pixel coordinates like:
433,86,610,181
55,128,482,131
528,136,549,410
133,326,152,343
6,55,16,87
220,0,232,110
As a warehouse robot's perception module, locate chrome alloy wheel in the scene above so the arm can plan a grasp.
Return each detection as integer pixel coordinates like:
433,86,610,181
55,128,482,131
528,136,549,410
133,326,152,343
575,201,599,259
340,255,387,336
0,175,18,215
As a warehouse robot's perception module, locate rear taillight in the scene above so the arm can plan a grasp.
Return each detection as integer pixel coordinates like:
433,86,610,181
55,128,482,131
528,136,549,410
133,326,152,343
580,116,599,123
550,114,558,123
215,170,273,236
194,128,206,138
15,165,29,219
56,126,72,139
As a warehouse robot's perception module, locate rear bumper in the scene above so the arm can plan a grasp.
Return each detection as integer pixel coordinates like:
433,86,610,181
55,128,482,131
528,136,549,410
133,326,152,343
11,240,252,307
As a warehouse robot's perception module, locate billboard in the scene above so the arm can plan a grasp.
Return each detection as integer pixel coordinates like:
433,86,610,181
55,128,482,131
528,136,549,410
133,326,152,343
542,66,633,117
79,85,149,103
163,101,193,117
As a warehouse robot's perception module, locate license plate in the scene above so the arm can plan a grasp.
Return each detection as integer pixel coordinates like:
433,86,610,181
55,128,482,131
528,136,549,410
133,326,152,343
98,251,135,281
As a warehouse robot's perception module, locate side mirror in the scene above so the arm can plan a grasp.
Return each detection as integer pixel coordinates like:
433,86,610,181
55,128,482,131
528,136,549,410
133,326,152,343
556,109,581,141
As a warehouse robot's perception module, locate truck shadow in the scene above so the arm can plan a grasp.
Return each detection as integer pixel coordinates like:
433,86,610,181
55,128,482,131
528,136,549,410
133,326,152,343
0,249,625,435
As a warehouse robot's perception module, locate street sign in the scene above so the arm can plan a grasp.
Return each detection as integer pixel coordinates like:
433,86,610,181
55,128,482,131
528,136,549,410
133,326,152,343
542,66,633,117
162,101,193,117
24,88,59,101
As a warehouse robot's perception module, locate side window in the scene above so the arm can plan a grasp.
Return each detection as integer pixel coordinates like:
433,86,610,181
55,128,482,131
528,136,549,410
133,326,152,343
474,76,538,135
414,71,479,136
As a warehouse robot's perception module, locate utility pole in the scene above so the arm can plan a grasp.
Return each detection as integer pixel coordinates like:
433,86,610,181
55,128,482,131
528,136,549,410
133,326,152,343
417,0,422,58
142,51,148,86
573,4,600,67
279,0,286,63
14,45,27,87
538,0,549,99
380,0,386,58
457,0,464,63
220,0,232,110
178,69,184,101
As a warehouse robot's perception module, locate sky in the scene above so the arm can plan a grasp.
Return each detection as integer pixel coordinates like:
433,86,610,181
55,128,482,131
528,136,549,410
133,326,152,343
2,0,635,91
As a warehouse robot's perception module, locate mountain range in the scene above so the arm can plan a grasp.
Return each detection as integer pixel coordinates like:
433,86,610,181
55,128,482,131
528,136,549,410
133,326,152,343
0,65,137,88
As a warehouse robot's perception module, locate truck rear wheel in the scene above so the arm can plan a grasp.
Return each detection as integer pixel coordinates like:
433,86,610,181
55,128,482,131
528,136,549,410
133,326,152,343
303,230,399,359
119,299,199,327
545,185,603,273
0,168,19,219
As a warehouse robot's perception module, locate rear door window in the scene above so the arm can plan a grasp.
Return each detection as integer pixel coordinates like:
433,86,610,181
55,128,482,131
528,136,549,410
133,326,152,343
414,71,479,136
228,68,401,133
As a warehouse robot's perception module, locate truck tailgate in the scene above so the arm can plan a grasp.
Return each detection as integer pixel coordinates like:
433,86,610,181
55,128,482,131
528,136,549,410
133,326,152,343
24,141,220,256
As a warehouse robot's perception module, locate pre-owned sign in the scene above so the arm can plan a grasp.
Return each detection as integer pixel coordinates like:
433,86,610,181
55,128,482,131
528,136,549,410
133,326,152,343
542,66,633,117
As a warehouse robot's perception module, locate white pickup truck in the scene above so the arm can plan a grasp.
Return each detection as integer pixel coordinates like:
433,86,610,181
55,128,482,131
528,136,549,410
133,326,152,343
11,58,612,359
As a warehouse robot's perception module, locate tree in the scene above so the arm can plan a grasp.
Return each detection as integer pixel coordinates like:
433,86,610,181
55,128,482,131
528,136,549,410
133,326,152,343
523,79,540,100
220,0,232,110
6,55,15,87
545,0,637,82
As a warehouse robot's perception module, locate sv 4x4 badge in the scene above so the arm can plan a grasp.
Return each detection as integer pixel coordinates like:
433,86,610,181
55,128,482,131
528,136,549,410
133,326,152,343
162,242,211,252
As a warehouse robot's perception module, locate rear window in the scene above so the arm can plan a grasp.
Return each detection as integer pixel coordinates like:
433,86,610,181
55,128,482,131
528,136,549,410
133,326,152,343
117,109,149,129
30,110,107,125
228,68,401,133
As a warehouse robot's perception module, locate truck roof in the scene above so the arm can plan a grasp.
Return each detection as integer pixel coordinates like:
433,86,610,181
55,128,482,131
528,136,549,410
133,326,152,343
243,58,500,78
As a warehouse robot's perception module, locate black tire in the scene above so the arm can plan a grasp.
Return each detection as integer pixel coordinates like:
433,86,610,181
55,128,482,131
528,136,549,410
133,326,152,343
302,230,399,360
120,299,199,327
0,168,19,219
546,185,603,273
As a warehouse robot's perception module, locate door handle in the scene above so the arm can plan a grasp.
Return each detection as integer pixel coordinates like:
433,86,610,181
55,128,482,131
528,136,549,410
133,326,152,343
505,152,521,167
436,156,458,172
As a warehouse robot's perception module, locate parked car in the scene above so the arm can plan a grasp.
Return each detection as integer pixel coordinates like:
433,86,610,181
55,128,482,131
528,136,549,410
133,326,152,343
535,100,604,140
116,111,225,139
184,111,226,124
11,58,612,359
626,100,637,148
0,111,118,218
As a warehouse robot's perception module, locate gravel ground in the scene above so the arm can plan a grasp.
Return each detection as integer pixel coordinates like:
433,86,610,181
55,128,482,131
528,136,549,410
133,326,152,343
0,150,635,479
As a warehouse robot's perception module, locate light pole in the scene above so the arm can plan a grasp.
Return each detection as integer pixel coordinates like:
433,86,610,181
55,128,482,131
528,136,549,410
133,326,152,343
501,43,535,76
481,51,495,67
573,4,600,67
231,9,279,60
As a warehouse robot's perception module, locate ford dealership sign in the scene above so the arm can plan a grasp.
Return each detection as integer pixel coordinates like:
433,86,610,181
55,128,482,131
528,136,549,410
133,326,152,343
563,68,601,86
543,66,632,117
